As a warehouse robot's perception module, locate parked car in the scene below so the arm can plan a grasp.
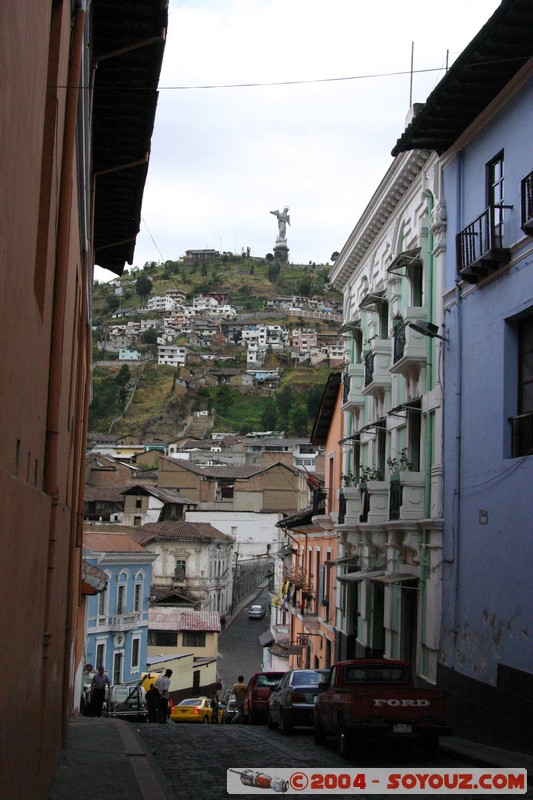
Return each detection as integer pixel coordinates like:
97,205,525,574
102,684,147,722
222,691,238,723
268,668,328,734
248,604,266,619
170,697,213,724
242,671,285,724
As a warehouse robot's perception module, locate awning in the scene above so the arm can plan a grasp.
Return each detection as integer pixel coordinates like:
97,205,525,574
386,248,422,276
326,555,359,566
371,573,419,585
259,631,275,647
359,290,386,310
337,570,384,583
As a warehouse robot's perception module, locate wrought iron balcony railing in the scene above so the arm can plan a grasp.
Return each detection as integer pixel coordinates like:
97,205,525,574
456,204,511,284
364,351,374,386
393,321,406,363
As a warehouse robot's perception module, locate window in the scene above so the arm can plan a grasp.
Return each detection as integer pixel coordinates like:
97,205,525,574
131,637,140,671
148,630,177,646
116,579,126,615
487,151,504,246
175,560,186,581
98,586,107,617
510,315,533,458
113,652,123,685
96,642,105,669
134,580,143,613
182,631,206,647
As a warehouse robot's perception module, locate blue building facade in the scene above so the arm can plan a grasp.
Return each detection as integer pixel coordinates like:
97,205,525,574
392,0,533,751
84,531,156,686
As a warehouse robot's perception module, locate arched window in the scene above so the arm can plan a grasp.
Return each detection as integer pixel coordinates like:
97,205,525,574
133,572,144,613
116,572,128,615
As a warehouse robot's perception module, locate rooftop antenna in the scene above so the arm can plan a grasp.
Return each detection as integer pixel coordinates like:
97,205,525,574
409,41,414,107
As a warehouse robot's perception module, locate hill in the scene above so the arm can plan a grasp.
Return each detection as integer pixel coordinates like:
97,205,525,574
89,254,343,441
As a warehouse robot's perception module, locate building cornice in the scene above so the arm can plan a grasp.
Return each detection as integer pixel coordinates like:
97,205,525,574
329,150,432,291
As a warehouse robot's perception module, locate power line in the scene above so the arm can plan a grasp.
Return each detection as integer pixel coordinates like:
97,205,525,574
54,55,531,93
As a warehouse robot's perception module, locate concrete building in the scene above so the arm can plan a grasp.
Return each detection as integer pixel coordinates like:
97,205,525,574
83,530,157,685
0,3,166,798
392,0,533,752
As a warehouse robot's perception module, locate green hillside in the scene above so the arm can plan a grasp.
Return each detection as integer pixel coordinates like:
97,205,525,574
89,255,342,441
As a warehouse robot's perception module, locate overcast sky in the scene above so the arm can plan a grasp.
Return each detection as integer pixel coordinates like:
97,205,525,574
94,0,501,283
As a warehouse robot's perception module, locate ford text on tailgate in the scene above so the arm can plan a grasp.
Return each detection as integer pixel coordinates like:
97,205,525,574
314,659,451,757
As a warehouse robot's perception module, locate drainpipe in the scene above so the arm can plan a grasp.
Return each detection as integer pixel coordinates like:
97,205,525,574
424,192,435,519
450,151,464,666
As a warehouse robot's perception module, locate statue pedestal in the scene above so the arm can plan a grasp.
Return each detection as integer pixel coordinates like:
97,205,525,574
274,240,289,262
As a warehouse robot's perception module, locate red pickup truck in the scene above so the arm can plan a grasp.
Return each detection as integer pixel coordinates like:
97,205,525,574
314,659,451,757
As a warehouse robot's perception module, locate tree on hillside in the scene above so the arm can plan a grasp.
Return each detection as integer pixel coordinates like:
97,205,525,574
276,386,293,420
141,327,158,345
267,261,281,283
265,253,274,262
290,403,309,436
298,277,312,296
261,402,278,431
136,274,153,300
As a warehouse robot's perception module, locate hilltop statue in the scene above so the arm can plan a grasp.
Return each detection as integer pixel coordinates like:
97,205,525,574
270,206,290,241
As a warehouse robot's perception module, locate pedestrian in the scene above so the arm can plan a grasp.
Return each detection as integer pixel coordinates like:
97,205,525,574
145,683,160,723
154,669,173,723
230,675,248,724
220,616,226,631
211,694,219,724
90,665,111,718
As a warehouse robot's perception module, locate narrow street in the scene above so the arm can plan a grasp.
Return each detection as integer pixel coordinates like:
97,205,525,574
136,593,532,800
217,586,272,694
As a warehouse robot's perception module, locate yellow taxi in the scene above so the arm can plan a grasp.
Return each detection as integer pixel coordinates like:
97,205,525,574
170,697,214,724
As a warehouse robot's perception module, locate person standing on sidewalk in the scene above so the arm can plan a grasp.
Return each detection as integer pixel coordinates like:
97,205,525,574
91,666,111,717
154,669,173,723
230,675,248,724
145,683,160,723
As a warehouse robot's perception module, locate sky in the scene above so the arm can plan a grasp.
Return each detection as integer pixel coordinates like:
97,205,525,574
94,0,501,283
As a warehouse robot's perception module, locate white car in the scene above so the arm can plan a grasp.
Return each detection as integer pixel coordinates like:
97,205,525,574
248,604,266,619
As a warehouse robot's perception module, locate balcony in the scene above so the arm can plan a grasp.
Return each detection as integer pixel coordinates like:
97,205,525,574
390,308,428,381
109,613,141,631
388,472,425,521
341,362,365,411
456,205,511,284
521,170,533,236
362,340,391,399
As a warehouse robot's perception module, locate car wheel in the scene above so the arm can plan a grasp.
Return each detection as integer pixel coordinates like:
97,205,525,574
267,710,276,730
420,736,440,757
314,714,326,746
337,720,352,758
279,710,292,736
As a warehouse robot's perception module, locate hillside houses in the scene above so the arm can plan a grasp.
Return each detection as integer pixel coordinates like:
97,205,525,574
97,286,343,369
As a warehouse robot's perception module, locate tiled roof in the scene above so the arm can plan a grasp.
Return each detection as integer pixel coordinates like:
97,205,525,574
160,455,298,479
81,560,108,592
121,484,196,505
130,520,235,545
149,607,221,632
84,530,145,553
84,486,127,503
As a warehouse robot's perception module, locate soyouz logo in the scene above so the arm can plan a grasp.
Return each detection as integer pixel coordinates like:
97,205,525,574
373,698,431,707
227,768,527,794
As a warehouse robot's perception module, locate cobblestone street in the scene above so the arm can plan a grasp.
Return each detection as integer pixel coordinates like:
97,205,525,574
137,721,519,800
